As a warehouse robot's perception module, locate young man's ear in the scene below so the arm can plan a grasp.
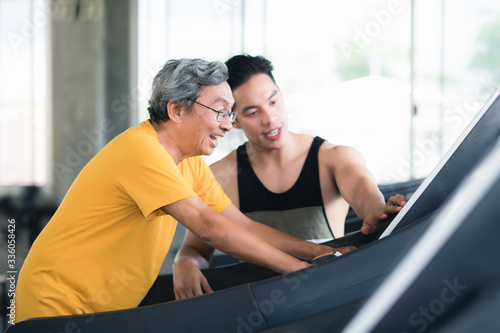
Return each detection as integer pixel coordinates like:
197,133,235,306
166,101,184,123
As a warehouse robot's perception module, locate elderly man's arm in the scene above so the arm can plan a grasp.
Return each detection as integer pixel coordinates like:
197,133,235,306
172,202,354,300
165,198,309,287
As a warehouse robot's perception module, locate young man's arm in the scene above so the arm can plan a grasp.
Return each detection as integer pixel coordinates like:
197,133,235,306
324,145,406,234
172,228,215,300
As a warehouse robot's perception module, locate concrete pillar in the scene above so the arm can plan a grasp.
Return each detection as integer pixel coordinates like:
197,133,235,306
50,0,137,201
104,0,138,142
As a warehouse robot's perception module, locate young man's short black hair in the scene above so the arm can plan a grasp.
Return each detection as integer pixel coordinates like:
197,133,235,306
225,54,277,90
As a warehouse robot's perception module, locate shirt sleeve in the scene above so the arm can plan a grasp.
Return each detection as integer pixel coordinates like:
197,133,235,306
185,157,232,213
117,142,198,221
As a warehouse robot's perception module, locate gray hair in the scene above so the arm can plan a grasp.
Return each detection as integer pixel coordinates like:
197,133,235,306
148,58,229,123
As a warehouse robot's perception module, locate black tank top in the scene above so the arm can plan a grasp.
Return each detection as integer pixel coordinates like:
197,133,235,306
237,136,333,241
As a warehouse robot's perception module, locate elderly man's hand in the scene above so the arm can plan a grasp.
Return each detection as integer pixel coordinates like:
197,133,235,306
360,194,406,235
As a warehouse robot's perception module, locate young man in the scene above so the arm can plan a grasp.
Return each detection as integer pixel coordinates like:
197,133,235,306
172,55,406,300
14,58,342,322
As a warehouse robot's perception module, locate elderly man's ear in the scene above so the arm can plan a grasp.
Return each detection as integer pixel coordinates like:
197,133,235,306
167,101,185,123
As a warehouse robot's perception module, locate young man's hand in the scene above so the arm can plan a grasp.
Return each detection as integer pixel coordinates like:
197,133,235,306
172,258,213,300
360,194,406,235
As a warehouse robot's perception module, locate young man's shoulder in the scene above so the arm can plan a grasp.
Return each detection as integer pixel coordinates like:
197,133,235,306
210,150,239,200
318,141,366,168
211,149,237,168
210,149,238,181
291,132,362,162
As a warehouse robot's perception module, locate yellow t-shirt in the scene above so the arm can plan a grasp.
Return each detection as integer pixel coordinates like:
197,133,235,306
15,120,231,322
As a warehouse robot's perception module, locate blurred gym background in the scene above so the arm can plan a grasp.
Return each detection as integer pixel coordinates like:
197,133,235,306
0,0,499,329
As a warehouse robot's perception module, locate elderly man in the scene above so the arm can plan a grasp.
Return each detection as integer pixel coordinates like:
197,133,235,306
172,55,406,300
14,58,345,322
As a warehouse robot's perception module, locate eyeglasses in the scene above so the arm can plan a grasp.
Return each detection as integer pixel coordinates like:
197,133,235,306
188,99,237,123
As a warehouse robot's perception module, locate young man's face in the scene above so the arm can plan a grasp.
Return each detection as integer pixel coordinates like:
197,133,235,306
182,82,235,156
232,73,288,150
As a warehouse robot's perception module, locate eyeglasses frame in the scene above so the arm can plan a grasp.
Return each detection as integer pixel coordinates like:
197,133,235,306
187,99,237,123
